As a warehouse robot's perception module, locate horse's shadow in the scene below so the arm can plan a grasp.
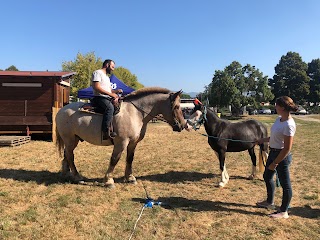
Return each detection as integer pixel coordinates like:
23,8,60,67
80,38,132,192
0,169,260,186
132,196,265,216
0,168,64,185
132,196,320,219
139,170,259,183
139,171,216,183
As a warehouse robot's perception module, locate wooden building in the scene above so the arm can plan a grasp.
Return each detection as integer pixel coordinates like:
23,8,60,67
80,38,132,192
0,71,76,136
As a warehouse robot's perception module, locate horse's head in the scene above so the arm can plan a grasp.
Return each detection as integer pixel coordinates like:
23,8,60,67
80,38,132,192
166,90,186,132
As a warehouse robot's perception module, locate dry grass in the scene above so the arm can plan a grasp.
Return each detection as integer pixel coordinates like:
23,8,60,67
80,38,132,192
0,115,319,240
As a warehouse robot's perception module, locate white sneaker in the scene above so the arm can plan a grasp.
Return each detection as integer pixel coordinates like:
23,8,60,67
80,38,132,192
269,211,289,219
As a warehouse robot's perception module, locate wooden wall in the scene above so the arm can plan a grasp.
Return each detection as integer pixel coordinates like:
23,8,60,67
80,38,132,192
0,75,69,134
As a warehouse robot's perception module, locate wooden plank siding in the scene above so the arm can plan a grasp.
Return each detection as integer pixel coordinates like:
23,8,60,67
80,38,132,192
0,71,75,136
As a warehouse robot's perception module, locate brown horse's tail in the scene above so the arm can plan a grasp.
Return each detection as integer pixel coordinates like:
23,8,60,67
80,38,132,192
55,125,64,158
258,125,268,172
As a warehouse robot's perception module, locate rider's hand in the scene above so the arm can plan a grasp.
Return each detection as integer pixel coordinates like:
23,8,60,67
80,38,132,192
117,89,123,94
112,95,119,104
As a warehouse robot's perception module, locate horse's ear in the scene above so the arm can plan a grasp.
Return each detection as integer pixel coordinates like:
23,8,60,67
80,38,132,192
170,90,182,101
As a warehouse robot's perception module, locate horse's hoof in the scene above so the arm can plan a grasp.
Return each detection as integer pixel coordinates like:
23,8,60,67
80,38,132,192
104,177,115,188
105,183,116,189
128,180,137,185
218,182,226,188
248,174,256,180
125,175,137,184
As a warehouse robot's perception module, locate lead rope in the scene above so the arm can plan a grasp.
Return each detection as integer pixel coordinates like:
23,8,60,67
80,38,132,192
128,182,163,240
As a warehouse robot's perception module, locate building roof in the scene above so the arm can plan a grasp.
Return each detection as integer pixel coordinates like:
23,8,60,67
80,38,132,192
0,71,76,78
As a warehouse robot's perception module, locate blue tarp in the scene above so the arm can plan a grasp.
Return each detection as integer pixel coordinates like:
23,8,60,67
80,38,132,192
77,74,135,99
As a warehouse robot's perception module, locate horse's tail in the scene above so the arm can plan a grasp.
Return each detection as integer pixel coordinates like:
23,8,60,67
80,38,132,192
258,124,269,172
55,125,64,158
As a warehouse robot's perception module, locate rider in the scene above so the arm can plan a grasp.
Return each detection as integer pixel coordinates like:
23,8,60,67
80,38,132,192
91,59,123,140
185,98,203,130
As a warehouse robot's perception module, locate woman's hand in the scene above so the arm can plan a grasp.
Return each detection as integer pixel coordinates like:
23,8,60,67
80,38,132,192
268,161,278,171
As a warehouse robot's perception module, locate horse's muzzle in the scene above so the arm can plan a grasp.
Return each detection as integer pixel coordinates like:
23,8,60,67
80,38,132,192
172,121,183,132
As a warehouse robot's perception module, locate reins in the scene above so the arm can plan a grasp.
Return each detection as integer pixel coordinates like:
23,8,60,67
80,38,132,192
127,98,181,128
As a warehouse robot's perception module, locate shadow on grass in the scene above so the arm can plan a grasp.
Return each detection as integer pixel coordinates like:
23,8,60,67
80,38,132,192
139,171,217,183
139,170,261,183
289,205,320,219
0,168,64,185
132,196,265,216
132,197,320,219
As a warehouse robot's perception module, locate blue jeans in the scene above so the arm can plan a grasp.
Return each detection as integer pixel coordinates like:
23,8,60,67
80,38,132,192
263,150,292,212
92,96,114,132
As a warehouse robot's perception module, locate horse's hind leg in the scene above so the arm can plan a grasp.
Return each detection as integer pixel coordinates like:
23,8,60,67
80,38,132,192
63,137,82,183
248,148,257,180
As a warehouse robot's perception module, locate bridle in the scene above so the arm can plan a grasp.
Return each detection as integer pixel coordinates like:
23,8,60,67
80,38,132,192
127,96,182,130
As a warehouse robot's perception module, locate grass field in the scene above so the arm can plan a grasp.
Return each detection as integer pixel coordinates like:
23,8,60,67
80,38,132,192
0,115,319,240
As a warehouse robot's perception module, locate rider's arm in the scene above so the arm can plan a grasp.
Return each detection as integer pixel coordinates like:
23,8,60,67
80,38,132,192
92,81,118,99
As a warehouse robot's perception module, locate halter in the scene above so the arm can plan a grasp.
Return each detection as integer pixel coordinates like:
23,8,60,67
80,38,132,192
187,106,207,130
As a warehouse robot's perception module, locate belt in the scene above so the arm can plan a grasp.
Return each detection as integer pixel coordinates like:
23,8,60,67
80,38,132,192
269,147,282,152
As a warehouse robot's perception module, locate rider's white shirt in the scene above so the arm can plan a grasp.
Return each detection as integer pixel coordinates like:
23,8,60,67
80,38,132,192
91,69,112,98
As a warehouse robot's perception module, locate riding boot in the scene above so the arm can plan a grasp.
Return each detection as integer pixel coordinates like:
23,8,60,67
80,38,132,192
108,127,117,139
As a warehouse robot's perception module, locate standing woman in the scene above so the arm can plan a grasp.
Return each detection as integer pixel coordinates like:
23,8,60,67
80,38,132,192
256,96,298,219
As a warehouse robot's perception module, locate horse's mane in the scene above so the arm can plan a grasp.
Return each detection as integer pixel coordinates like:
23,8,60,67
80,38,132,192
123,87,171,101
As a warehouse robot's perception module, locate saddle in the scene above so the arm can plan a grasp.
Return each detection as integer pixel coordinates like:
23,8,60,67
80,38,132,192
79,99,122,142
79,99,122,116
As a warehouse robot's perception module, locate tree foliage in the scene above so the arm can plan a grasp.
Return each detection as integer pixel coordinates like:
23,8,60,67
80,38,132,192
62,52,102,98
113,67,144,90
307,58,320,104
269,52,309,104
208,61,273,115
62,52,143,98
5,65,19,71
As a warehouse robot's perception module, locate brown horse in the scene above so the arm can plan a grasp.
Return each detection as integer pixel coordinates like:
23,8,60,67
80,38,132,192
55,87,186,188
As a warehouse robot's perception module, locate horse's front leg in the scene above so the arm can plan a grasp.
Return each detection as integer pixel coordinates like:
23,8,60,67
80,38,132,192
104,141,127,188
217,150,229,187
124,141,139,184
248,147,257,180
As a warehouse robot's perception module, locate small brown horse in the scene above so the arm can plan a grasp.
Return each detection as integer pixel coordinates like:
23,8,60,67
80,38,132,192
55,87,186,188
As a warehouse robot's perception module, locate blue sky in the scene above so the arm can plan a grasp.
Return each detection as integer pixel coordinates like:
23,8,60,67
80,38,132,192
1,0,319,93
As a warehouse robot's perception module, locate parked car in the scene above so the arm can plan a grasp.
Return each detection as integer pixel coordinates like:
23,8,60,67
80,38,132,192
295,106,308,115
259,108,272,114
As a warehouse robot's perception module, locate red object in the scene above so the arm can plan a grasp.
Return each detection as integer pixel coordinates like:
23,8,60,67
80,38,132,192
194,98,202,105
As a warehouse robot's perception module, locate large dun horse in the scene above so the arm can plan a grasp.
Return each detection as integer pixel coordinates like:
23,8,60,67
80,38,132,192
55,87,186,188
188,107,268,187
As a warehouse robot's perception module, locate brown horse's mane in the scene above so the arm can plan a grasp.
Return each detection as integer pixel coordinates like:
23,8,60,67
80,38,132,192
123,87,171,101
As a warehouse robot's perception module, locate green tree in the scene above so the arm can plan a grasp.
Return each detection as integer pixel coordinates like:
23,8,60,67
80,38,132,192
269,52,309,104
113,67,144,90
181,93,192,99
209,69,238,111
208,61,273,115
307,59,320,104
5,65,19,71
62,52,102,98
